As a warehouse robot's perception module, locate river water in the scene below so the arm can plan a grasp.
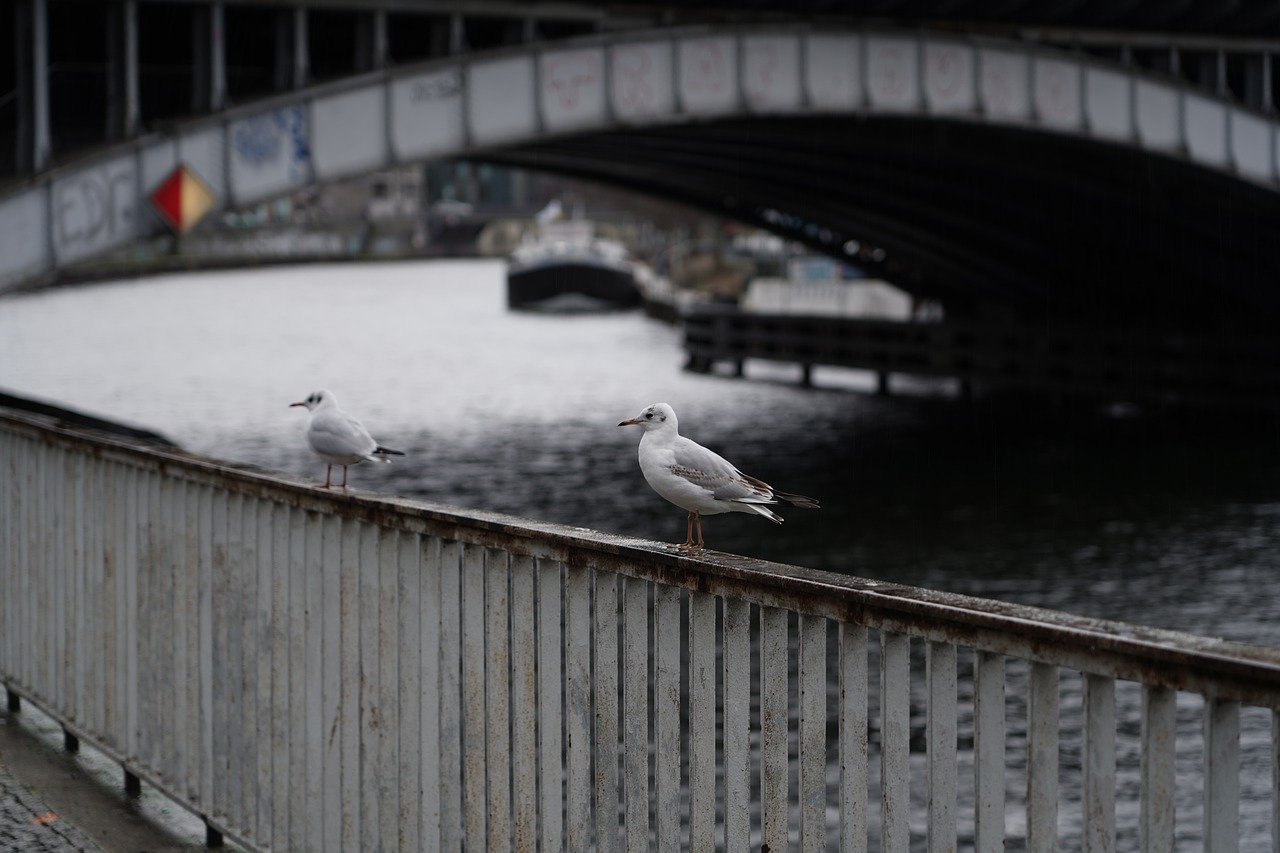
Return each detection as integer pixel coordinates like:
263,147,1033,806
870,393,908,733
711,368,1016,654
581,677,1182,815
3,259,1278,848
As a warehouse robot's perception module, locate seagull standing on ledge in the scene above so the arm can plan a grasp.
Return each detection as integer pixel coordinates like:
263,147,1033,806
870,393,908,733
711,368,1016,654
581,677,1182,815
290,389,404,489
619,402,819,548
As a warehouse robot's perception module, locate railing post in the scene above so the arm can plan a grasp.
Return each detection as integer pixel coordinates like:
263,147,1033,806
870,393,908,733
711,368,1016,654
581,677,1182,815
1083,674,1116,853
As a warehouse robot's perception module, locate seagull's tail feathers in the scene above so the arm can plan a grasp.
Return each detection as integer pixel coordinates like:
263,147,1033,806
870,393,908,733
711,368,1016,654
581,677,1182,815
740,502,784,524
773,490,820,510
370,446,406,463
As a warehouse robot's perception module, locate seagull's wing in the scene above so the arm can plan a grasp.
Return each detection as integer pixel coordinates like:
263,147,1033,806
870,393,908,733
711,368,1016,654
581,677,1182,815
309,409,377,458
670,437,775,503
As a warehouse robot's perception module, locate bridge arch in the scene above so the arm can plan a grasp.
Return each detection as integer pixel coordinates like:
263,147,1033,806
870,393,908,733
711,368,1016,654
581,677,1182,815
3,24,1279,323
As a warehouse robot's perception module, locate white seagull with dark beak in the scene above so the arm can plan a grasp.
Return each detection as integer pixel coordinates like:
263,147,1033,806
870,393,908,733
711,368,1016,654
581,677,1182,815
290,389,404,489
619,402,819,548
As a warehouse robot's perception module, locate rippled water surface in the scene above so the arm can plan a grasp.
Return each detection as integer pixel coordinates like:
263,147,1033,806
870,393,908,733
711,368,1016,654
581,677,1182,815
3,259,1279,848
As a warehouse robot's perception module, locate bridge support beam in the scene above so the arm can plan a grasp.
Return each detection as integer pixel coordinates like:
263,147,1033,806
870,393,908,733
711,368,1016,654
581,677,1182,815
106,0,141,138
293,6,309,88
31,0,50,172
209,2,226,112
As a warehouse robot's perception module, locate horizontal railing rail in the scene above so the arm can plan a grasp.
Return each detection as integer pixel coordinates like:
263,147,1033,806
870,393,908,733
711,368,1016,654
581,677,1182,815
2,404,1278,850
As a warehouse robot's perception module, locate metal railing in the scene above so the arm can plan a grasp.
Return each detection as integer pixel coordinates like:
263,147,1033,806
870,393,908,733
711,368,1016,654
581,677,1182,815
2,405,1280,851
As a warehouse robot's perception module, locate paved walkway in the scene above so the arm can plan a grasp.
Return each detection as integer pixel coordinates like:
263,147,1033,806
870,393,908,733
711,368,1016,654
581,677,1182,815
0,695,208,852
0,757,99,852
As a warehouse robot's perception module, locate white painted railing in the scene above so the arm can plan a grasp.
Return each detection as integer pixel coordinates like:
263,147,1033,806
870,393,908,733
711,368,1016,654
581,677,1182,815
3,404,1280,851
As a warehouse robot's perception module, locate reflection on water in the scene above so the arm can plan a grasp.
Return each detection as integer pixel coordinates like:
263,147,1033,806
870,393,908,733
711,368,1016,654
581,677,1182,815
4,260,1279,848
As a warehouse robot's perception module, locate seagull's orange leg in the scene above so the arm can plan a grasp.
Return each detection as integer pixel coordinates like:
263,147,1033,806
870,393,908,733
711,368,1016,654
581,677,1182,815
320,465,333,489
340,465,349,489
694,511,704,548
682,511,695,547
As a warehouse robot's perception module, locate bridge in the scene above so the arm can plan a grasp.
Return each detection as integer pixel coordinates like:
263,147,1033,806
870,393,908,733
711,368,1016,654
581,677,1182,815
4,0,1280,339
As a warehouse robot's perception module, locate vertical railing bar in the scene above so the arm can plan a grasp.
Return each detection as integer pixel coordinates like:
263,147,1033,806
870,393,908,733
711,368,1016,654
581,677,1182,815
926,641,957,853
760,606,789,852
1083,673,1117,853
198,481,216,814
157,474,175,786
1204,697,1241,852
799,614,827,853
72,451,86,733
207,485,226,823
881,631,911,852
510,554,538,852
722,598,750,853
974,650,1006,853
339,521,363,850
359,524,382,852
405,534,433,849
565,562,593,851
624,577,652,853
320,515,342,851
376,528,401,853
486,548,512,851
689,591,716,851
216,485,234,825
184,480,202,805
840,623,869,853
268,502,290,847
286,503,308,847
303,509,325,851
461,543,489,849
254,496,274,846
438,540,464,850
537,558,564,853
1139,685,1175,852
654,584,682,852
237,489,258,836
1026,662,1059,853
595,572,621,853
171,477,189,797
1272,710,1280,853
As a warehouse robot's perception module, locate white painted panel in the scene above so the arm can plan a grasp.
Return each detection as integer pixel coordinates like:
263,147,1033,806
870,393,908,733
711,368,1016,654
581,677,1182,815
390,68,464,160
1230,109,1273,181
468,56,537,144
678,36,738,115
178,126,226,208
1033,57,1082,130
867,36,920,111
51,155,139,265
742,34,801,113
1185,94,1229,167
1135,80,1180,151
610,41,676,123
0,190,49,287
539,47,606,132
140,141,178,199
1085,68,1131,140
980,48,1031,121
228,105,311,205
805,33,861,110
312,87,386,179
924,41,976,114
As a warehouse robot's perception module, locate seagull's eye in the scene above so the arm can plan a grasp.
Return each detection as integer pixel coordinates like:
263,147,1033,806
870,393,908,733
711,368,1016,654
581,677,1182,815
645,412,653,420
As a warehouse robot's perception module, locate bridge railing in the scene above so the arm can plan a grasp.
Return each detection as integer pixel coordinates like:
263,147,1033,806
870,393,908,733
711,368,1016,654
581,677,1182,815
2,405,1279,851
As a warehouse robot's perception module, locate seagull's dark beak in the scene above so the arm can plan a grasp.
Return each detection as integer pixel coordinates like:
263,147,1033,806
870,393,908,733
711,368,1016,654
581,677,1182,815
289,402,306,408
618,417,642,426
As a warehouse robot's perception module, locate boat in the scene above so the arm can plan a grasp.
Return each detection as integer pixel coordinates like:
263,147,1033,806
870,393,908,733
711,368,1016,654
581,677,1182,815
506,220,643,312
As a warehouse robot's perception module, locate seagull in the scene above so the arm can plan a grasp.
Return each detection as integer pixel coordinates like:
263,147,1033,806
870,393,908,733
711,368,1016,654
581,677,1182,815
289,389,404,489
618,402,819,548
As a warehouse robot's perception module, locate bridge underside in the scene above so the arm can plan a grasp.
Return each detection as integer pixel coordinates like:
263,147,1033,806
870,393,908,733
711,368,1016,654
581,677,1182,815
490,117,1280,332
